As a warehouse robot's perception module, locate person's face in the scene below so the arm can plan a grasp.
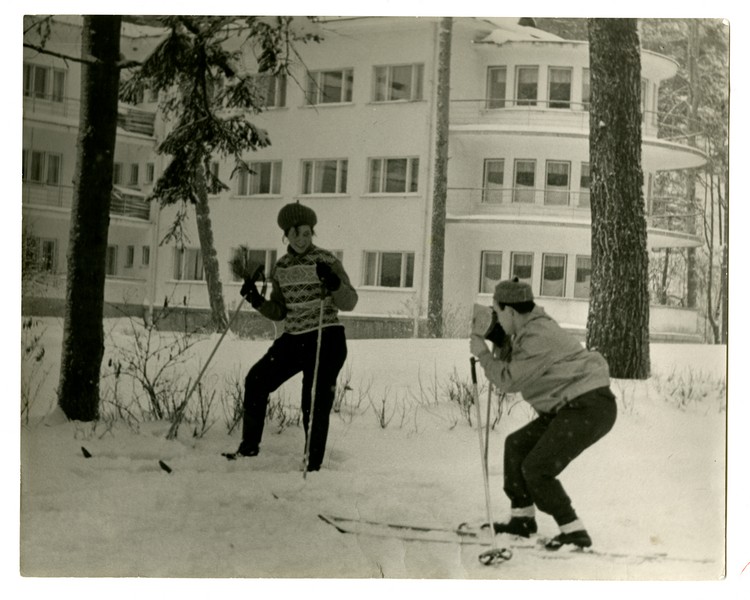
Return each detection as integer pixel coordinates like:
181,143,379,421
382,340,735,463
493,299,515,335
287,225,313,253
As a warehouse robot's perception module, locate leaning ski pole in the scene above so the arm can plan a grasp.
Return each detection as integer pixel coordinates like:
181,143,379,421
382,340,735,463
470,357,512,565
303,286,326,479
166,299,246,440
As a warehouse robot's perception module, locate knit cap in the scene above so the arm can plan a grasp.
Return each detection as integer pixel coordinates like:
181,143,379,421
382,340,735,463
277,202,317,232
494,277,534,305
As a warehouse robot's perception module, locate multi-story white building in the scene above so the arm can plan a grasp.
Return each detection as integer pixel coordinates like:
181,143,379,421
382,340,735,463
22,17,706,340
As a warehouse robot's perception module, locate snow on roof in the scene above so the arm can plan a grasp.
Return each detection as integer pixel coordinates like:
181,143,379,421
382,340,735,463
476,19,566,44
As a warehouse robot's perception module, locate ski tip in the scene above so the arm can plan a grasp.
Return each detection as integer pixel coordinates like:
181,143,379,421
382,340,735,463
158,460,173,474
478,547,513,565
81,446,92,458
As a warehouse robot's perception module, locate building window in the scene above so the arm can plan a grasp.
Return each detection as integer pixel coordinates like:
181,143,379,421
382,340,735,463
113,163,123,185
142,246,151,266
510,252,533,287
25,150,62,185
25,237,58,273
574,256,591,299
125,245,135,268
368,158,419,193
513,160,536,203
579,163,591,208
306,69,354,105
238,161,282,196
128,164,139,186
544,161,571,206
486,66,507,109
483,159,505,204
145,163,155,184
582,68,590,110
515,66,538,106
302,159,348,195
173,247,204,281
23,63,66,102
641,77,648,122
229,248,277,282
373,64,423,102
480,251,503,294
106,246,118,276
252,73,287,108
541,254,566,297
548,67,572,109
363,251,414,288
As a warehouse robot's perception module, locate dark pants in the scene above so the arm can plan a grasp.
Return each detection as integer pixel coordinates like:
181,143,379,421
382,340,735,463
241,326,348,470
503,386,617,526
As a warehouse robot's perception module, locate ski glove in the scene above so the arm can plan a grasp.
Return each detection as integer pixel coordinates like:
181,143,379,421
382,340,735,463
484,311,507,347
240,278,265,309
316,262,341,292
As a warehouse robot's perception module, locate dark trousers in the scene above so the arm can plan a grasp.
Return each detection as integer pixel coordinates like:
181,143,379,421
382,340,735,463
503,386,617,526
241,326,347,470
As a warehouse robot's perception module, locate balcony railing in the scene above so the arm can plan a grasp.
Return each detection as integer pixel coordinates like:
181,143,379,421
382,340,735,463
23,94,156,137
22,182,151,221
450,99,660,136
447,187,696,236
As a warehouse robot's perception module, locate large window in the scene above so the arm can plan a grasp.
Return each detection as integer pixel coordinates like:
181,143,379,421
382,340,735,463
483,159,505,204
25,237,58,273
374,64,423,102
363,251,414,288
24,150,61,185
145,163,155,184
515,66,538,106
252,73,287,108
541,254,566,297
125,245,135,269
238,161,282,196
229,248,277,282
302,159,348,195
23,63,66,102
486,66,507,109
582,68,591,110
574,256,591,299
544,161,571,206
510,252,533,287
579,163,591,208
548,67,572,109
513,160,536,203
128,164,140,186
368,158,419,193
480,251,503,294
173,247,204,281
113,162,123,185
306,69,354,105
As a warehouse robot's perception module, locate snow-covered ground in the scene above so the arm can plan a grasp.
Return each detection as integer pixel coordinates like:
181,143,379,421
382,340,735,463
14,316,742,597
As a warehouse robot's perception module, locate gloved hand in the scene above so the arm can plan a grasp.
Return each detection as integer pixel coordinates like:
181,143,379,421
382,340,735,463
240,278,265,309
316,262,341,292
484,311,506,347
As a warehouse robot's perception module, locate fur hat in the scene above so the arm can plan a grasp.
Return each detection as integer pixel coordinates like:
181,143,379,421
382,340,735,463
493,277,534,305
277,202,317,233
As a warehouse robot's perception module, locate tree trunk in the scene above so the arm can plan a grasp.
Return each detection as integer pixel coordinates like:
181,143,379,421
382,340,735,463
685,20,701,308
427,17,452,338
58,16,122,420
586,19,650,379
193,166,228,331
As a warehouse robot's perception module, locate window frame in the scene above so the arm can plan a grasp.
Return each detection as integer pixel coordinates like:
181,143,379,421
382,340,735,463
301,159,348,195
362,251,415,289
237,160,283,196
23,63,66,103
229,248,277,282
548,67,572,109
305,68,354,105
510,252,534,287
483,159,505,204
106,245,118,277
486,66,507,109
515,66,538,106
574,255,592,299
24,150,62,186
125,245,135,269
173,247,205,281
367,157,419,194
579,162,591,208
544,160,571,206
480,251,503,294
142,246,151,267
512,159,536,204
373,63,424,102
581,68,591,111
541,253,567,298
252,73,287,108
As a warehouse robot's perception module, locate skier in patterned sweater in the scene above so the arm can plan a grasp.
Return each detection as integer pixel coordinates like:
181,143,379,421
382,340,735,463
230,202,358,471
470,277,617,549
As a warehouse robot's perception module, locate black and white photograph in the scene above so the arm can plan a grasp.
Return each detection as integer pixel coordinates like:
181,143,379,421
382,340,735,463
14,3,745,596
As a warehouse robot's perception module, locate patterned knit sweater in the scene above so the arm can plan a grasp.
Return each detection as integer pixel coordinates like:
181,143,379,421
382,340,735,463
257,245,358,334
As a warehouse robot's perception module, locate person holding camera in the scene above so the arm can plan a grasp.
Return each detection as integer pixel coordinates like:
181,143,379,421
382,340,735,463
469,278,617,550
228,202,358,472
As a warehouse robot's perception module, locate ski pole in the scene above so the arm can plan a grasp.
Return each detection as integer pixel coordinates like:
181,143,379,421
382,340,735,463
166,298,245,440
470,357,512,565
303,286,326,479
